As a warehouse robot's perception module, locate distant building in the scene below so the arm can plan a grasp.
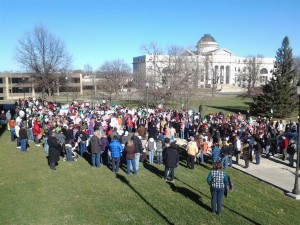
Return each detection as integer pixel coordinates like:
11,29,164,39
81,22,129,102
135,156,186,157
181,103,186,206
133,34,275,89
0,72,83,101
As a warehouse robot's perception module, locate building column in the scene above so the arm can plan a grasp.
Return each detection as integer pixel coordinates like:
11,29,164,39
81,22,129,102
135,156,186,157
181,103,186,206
80,73,83,95
5,77,10,100
226,66,230,84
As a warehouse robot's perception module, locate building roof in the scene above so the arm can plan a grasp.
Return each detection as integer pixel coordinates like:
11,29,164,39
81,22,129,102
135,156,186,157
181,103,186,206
197,34,216,44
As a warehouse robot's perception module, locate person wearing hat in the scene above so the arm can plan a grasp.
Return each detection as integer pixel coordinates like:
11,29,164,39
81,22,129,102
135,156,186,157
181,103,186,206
47,129,61,170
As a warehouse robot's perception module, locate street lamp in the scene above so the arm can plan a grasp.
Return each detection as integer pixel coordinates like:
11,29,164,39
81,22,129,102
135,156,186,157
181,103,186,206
65,76,69,104
292,81,300,195
145,82,149,110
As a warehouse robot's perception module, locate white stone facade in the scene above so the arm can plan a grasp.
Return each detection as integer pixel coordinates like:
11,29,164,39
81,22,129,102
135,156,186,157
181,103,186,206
133,34,275,89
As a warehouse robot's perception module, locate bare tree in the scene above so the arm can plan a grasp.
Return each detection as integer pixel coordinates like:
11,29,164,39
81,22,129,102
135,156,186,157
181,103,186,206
97,59,131,102
294,56,300,81
140,43,200,107
15,25,72,96
203,55,219,97
84,64,96,98
237,56,263,95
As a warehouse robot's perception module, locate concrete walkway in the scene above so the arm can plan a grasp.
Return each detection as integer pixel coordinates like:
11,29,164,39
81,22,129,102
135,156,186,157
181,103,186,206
231,154,300,199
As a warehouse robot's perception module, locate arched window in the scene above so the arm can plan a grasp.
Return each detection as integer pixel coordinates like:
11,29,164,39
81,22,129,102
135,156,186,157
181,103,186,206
260,68,268,74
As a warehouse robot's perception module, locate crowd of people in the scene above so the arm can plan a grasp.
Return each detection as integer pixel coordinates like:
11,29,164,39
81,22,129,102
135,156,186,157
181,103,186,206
1,96,299,214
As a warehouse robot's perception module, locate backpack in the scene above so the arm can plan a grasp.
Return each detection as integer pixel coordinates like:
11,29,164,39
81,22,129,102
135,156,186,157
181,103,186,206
148,141,155,151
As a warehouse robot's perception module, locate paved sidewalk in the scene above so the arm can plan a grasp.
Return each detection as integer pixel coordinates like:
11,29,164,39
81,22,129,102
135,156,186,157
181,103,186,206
231,155,299,196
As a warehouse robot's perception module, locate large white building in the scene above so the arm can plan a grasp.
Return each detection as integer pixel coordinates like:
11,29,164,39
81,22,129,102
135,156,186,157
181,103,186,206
133,34,275,89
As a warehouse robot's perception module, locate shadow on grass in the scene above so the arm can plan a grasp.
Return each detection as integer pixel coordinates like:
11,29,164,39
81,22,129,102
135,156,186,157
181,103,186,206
167,182,211,212
207,106,247,115
143,162,164,178
0,126,6,138
116,173,174,225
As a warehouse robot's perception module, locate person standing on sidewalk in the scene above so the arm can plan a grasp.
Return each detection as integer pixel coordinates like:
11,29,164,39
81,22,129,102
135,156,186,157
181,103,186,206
281,135,288,161
242,143,251,169
206,162,228,215
253,141,262,165
287,139,296,167
234,135,241,165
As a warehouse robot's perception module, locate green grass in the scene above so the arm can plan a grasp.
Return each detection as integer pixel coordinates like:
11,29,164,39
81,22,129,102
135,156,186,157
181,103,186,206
1,129,300,225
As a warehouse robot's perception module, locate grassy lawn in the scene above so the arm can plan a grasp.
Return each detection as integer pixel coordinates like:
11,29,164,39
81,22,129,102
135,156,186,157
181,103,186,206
1,128,300,225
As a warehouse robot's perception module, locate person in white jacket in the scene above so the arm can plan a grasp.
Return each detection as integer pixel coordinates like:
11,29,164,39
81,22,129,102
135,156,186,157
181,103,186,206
147,137,157,164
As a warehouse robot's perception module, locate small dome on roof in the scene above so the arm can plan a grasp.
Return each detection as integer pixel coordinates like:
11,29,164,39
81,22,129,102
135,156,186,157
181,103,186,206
198,34,216,43
196,34,218,55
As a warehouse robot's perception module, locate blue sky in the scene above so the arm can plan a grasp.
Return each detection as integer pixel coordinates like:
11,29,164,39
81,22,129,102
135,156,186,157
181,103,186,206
0,0,299,72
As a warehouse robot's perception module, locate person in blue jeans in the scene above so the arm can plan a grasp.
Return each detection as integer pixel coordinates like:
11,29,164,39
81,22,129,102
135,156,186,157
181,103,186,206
19,123,28,152
109,136,123,172
207,162,228,215
156,138,163,165
43,136,49,154
124,140,137,175
90,130,102,168
147,137,157,164
220,140,229,169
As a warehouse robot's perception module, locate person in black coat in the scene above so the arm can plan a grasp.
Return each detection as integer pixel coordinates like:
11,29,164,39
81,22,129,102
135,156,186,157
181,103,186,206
48,129,61,170
163,141,179,183
131,132,143,170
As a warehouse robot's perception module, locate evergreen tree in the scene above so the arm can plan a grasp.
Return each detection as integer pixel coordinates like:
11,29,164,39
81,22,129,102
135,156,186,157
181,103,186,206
251,36,296,118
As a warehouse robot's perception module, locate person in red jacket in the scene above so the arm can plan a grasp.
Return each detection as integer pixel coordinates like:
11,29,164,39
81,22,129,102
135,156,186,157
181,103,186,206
281,135,288,161
33,118,41,146
126,117,133,133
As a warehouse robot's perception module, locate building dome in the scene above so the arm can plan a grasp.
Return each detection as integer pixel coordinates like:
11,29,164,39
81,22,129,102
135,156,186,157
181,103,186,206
198,34,216,43
196,34,218,55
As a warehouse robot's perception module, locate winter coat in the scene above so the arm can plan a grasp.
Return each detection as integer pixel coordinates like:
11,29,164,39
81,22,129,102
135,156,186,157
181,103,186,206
147,138,157,151
156,140,163,152
100,137,109,154
131,135,143,154
33,121,41,136
48,136,61,163
19,128,28,140
186,141,198,156
163,144,179,168
121,135,129,145
125,145,135,160
90,135,102,154
287,142,297,155
243,145,251,161
109,139,123,158
76,130,88,142
212,146,221,162
253,142,262,154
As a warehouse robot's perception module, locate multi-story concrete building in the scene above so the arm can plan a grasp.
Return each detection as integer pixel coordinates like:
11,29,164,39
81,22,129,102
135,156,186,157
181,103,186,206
133,34,275,89
0,72,83,101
